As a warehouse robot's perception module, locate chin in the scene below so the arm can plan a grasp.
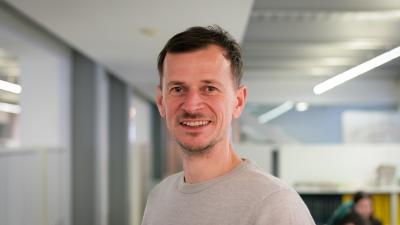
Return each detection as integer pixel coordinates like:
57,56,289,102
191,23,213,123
177,140,214,155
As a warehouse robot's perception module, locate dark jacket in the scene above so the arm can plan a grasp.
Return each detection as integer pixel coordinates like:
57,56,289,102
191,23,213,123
336,211,382,225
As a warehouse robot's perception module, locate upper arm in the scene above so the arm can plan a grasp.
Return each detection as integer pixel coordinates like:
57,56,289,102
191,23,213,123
253,189,316,225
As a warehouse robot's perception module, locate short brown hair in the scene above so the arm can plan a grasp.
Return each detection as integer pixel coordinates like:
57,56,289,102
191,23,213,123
157,25,243,88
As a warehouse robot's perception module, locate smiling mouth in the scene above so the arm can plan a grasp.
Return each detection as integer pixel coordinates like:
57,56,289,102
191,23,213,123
180,120,211,127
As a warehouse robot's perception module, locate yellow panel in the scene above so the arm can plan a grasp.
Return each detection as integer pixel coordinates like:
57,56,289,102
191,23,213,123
371,194,390,225
398,195,400,225
342,194,353,203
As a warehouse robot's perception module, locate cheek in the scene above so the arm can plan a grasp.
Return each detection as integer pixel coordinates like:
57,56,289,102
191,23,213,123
219,100,236,121
356,203,372,215
164,106,174,121
164,101,179,121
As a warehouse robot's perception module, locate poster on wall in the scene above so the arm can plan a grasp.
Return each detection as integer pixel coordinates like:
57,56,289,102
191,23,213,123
342,111,400,143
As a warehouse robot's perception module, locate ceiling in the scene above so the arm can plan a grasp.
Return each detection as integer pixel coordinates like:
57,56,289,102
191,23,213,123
243,0,400,106
3,0,400,107
4,0,254,100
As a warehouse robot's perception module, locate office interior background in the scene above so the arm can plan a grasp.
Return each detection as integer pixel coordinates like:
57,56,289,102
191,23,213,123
0,0,399,225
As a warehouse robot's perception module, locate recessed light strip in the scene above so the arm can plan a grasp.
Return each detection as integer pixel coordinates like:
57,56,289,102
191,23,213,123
0,80,21,94
0,102,20,114
258,101,294,124
313,46,400,95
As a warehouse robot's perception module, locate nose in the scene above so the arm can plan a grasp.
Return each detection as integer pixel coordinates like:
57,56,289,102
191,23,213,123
181,90,204,113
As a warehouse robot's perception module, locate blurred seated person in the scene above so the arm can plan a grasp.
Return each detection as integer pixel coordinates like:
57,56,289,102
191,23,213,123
327,199,353,225
335,191,382,225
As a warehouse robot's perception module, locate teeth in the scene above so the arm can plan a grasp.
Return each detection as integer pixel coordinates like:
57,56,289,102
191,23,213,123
182,121,209,127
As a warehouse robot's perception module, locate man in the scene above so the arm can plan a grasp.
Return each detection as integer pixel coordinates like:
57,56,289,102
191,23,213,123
141,25,315,225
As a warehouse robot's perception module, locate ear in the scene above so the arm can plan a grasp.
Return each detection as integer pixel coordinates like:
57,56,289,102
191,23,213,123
232,85,247,119
156,85,166,118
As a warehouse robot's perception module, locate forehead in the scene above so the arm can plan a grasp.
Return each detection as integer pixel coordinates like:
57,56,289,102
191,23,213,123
162,45,233,83
356,198,372,206
358,198,371,203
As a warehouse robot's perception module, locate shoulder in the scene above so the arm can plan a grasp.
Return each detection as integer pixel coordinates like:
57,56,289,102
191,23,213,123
237,159,295,197
336,212,363,225
251,188,315,225
371,217,383,225
240,160,315,225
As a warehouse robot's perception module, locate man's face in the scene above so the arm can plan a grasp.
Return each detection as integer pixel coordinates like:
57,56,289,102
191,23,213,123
156,44,247,154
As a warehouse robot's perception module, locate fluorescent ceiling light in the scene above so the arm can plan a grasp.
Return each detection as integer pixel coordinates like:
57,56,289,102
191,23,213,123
310,67,336,76
252,10,400,22
341,40,386,50
258,101,294,124
321,57,353,66
0,102,20,114
295,102,309,112
313,46,400,95
0,80,21,94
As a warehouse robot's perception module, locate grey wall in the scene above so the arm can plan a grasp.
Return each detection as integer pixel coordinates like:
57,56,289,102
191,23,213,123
108,74,129,225
71,51,97,225
251,104,398,143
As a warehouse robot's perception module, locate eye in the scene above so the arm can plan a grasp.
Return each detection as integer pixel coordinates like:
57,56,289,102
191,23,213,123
204,86,218,93
170,86,184,94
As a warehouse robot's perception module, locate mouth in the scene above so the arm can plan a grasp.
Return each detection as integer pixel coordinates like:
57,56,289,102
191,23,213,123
180,120,211,128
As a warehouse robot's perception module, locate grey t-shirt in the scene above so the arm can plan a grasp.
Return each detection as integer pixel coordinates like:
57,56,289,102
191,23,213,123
141,159,316,225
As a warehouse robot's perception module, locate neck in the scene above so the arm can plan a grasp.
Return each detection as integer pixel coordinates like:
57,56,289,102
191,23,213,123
181,142,242,184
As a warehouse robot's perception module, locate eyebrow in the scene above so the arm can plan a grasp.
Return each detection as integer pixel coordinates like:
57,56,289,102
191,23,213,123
166,81,185,87
201,80,223,86
166,80,222,87
202,80,225,90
